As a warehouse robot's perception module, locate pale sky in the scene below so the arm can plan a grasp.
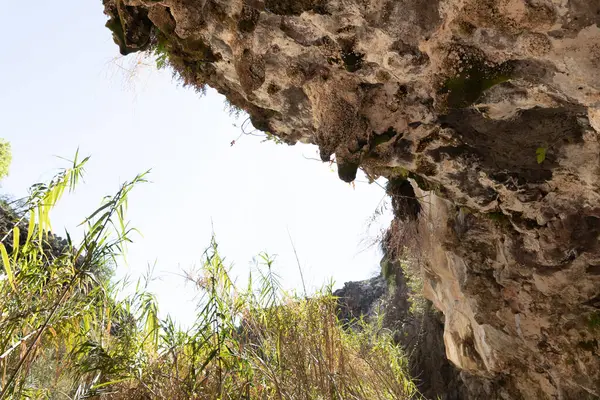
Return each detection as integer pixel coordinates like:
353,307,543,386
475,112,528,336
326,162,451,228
0,1,392,326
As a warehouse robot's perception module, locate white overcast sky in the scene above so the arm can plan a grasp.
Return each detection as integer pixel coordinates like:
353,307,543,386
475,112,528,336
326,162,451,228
0,1,392,326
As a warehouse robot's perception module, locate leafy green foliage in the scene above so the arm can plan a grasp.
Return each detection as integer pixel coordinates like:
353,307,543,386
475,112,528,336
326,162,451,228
398,258,426,315
0,156,418,399
0,139,11,180
0,154,148,399
261,131,284,145
145,29,171,71
97,243,418,399
153,38,169,70
224,99,244,119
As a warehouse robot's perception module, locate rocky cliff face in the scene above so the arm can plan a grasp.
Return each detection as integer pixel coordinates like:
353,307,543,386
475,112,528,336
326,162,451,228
102,0,600,398
334,273,468,400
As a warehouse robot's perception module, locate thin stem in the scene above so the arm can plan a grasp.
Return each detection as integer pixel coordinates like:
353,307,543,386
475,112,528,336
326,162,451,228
287,229,307,298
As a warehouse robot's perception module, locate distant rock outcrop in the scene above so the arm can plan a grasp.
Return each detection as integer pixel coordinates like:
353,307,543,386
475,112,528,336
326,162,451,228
335,272,467,400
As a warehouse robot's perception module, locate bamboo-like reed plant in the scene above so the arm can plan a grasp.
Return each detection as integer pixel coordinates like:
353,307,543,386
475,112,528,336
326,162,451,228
0,154,419,400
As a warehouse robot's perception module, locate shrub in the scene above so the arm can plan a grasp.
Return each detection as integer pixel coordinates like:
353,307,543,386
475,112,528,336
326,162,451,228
98,243,418,399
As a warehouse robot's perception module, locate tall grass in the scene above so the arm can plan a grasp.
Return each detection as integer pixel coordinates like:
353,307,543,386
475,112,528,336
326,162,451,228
0,156,418,399
0,153,148,399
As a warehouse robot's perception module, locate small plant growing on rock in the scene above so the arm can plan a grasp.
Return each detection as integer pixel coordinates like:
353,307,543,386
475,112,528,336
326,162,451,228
399,257,427,315
588,311,600,330
536,146,547,164
261,131,284,145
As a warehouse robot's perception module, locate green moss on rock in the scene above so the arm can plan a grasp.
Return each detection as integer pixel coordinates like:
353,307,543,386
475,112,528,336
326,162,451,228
440,49,514,108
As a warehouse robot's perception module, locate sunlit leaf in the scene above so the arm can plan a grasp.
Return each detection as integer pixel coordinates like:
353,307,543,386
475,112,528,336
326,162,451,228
12,227,19,263
0,243,16,292
536,147,547,164
81,202,112,226
26,210,35,246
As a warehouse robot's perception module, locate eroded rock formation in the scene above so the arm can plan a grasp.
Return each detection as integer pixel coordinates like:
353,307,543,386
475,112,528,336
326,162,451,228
101,0,600,398
334,272,467,400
